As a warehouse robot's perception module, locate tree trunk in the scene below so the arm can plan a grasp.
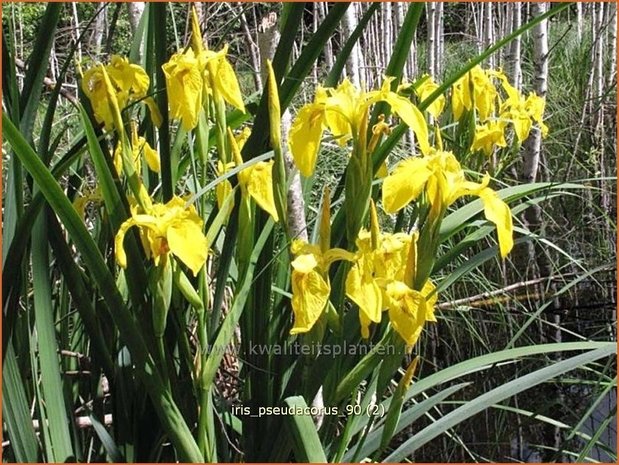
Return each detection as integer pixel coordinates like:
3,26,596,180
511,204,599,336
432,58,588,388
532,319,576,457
426,3,437,77
576,2,583,41
342,2,361,86
483,2,495,68
258,13,308,244
318,3,334,72
127,2,144,34
435,2,444,77
507,3,522,90
606,2,617,91
92,3,107,54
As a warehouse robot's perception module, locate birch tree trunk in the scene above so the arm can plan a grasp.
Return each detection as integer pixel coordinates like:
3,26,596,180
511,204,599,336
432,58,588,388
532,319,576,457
483,2,495,68
92,3,106,54
507,2,522,90
127,2,144,34
71,3,83,63
522,4,563,458
435,2,444,77
576,2,583,41
239,5,262,91
342,2,361,86
127,2,144,61
318,3,334,71
426,3,437,77
257,14,308,244
606,2,617,91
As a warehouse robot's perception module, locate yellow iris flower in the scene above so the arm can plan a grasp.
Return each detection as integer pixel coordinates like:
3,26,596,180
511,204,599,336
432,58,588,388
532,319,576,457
82,56,161,131
451,66,498,122
162,49,205,131
113,124,161,176
346,229,413,338
163,10,245,131
115,196,209,276
497,74,548,142
386,279,436,346
73,185,103,219
382,150,514,257
163,46,246,131
415,75,445,119
288,78,429,177
345,216,439,343
471,120,508,156
289,240,354,335
224,128,279,222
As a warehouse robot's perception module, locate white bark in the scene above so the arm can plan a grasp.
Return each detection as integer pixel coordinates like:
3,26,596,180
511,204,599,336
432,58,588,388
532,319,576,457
382,2,393,79
435,2,444,77
318,3,334,71
508,2,522,90
342,3,361,86
483,2,495,68
92,3,106,54
71,3,82,63
426,3,437,76
523,2,548,184
127,2,144,34
258,14,308,243
606,2,617,91
238,5,262,91
576,2,583,41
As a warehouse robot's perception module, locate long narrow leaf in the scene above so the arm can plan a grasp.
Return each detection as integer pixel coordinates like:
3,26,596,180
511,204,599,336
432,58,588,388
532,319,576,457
384,344,616,461
3,113,204,462
284,396,328,463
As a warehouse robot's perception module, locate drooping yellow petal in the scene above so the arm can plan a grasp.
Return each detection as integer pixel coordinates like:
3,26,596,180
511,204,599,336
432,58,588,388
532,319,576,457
144,97,163,127
470,66,497,121
162,49,204,131
416,75,445,119
139,138,161,173
114,217,139,269
383,92,430,155
323,248,355,267
167,219,209,276
386,281,427,346
345,259,383,324
421,279,438,322
359,310,372,339
114,196,209,274
382,157,432,213
82,66,116,130
288,103,326,177
212,45,246,113
511,112,533,142
245,160,279,222
290,260,330,335
324,80,356,143
107,55,150,100
471,120,507,156
477,187,514,258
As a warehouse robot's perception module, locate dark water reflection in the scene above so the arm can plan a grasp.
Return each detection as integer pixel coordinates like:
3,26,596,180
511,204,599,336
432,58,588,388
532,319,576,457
408,282,617,463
